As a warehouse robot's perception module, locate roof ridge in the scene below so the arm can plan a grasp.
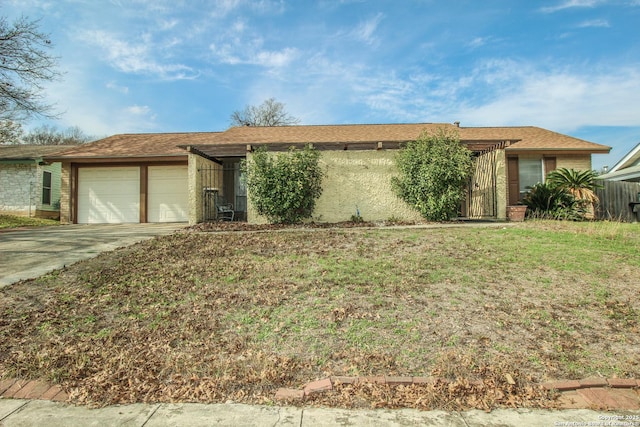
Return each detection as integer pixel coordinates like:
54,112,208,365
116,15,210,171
229,122,449,129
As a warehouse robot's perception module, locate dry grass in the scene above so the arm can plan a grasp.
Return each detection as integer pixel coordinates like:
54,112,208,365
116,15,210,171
0,214,59,229
0,220,638,409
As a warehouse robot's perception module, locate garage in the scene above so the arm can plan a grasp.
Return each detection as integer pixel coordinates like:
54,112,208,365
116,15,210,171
148,165,188,222
77,167,140,224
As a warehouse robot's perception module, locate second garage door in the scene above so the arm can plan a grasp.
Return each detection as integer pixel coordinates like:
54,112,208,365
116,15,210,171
78,167,140,224
148,166,188,222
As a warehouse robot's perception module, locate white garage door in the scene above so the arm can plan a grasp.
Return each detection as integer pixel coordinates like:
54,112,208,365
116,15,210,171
78,167,140,224
148,166,188,222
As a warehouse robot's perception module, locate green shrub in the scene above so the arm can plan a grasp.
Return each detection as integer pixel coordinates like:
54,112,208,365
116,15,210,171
391,129,473,221
242,145,324,224
522,182,585,220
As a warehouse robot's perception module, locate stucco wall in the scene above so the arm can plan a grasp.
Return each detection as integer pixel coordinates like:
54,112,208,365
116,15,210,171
246,150,422,224
0,162,38,215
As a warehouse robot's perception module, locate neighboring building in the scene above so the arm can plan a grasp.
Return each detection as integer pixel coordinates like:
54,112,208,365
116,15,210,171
594,142,640,222
45,123,610,224
0,145,74,219
597,142,640,182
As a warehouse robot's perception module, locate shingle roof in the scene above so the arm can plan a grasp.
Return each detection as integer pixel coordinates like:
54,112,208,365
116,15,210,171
46,132,222,161
44,123,611,161
0,144,77,160
190,124,610,157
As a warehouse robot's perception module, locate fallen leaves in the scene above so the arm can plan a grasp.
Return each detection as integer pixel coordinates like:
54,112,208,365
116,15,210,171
0,223,638,409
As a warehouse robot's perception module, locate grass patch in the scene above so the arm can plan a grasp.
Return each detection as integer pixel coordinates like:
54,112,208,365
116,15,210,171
0,214,59,229
0,220,638,409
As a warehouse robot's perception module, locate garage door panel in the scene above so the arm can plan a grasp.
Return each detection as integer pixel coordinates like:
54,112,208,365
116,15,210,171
148,166,188,222
78,167,140,224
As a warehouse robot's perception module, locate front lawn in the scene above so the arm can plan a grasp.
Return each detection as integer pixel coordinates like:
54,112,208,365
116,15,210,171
0,221,638,409
0,214,59,230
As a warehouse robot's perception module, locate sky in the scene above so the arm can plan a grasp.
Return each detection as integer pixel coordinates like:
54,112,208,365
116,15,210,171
4,0,640,170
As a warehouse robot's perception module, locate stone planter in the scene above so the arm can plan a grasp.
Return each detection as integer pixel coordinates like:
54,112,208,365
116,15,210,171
507,205,527,222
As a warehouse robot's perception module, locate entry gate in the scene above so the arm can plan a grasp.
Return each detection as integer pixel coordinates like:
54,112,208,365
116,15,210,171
198,162,246,221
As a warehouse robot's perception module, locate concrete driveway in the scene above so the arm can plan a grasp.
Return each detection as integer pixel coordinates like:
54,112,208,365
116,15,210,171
0,223,187,288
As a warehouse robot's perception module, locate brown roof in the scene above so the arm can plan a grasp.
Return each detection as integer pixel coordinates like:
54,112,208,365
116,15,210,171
44,123,611,161
0,144,77,160
191,123,611,157
45,132,222,161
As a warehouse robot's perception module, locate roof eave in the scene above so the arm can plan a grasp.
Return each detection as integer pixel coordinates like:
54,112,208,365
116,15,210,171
44,154,188,163
609,142,640,172
505,147,611,154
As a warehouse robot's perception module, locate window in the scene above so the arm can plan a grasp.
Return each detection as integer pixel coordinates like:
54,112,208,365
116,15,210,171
518,158,543,198
42,171,52,205
508,156,557,205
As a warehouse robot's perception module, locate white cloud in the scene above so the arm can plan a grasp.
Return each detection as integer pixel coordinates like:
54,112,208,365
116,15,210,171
106,81,129,94
254,48,298,68
540,0,600,13
79,30,197,80
248,50,640,133
352,13,384,45
468,36,492,49
208,0,285,18
209,0,243,17
455,64,640,131
209,36,298,68
125,105,152,116
577,19,610,27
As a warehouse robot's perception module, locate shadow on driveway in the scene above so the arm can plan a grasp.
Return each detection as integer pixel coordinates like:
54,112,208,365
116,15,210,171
0,223,186,288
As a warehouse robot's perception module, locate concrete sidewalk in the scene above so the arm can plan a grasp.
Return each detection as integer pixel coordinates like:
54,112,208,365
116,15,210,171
0,223,186,288
2,399,638,427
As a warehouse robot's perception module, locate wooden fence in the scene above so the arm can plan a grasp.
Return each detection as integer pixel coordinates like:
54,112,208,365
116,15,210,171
595,180,640,222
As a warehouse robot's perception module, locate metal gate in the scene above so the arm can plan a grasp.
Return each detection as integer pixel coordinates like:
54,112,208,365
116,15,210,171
198,160,246,221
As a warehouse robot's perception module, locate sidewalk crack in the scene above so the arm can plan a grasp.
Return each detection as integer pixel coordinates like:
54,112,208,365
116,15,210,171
140,403,161,427
0,399,30,422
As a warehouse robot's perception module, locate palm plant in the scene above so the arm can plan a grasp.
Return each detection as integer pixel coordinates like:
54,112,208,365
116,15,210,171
546,168,602,219
522,182,584,220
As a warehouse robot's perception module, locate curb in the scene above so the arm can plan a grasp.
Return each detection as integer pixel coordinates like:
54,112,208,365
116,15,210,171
542,378,640,392
275,376,640,408
2,377,639,411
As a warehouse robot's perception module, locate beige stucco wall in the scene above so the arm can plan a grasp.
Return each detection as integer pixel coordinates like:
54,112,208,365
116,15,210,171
246,150,422,224
188,153,223,225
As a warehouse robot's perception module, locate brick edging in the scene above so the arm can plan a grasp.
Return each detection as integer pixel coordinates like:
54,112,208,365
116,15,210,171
275,376,640,402
0,379,68,402
2,376,638,405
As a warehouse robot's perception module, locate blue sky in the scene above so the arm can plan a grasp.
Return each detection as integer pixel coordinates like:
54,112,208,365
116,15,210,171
4,0,640,170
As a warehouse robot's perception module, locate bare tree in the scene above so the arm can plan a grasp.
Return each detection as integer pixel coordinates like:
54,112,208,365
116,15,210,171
230,98,300,127
0,15,60,121
0,120,23,144
23,124,93,145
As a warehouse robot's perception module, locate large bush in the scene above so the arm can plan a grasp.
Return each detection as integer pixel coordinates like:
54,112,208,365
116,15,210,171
243,145,324,224
523,168,600,220
522,182,585,220
391,129,473,221
546,168,601,219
